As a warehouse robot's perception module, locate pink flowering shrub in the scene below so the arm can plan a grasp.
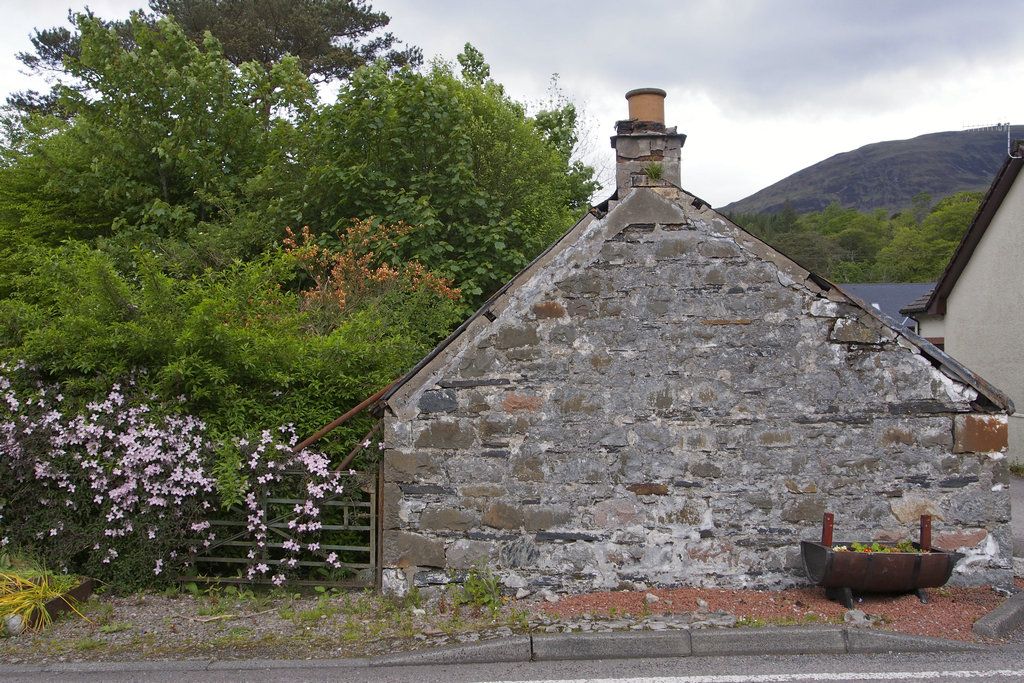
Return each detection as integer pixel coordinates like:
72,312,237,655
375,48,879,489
218,426,354,587
0,363,354,591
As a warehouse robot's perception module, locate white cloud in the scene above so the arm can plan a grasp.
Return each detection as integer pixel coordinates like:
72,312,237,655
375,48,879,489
370,0,1024,205
3,0,1023,207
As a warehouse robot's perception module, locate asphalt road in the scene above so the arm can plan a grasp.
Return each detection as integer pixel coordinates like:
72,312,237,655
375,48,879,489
4,648,1024,682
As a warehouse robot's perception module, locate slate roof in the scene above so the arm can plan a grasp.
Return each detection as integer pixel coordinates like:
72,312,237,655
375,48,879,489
839,282,935,330
900,289,934,315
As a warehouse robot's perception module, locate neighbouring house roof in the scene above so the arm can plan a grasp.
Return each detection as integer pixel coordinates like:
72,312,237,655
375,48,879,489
377,183,1013,415
901,140,1024,316
838,282,935,330
901,289,933,315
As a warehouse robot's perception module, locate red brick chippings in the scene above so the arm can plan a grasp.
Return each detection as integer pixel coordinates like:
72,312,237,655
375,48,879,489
533,577,1024,643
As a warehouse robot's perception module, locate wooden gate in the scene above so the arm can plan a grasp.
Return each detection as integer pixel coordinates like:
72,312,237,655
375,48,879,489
183,469,378,589
181,382,395,589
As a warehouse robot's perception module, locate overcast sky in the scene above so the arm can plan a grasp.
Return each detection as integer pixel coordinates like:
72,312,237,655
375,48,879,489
3,1,1022,207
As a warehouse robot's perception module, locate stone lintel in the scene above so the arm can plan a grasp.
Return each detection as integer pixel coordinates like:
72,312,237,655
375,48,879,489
439,378,512,388
535,531,602,542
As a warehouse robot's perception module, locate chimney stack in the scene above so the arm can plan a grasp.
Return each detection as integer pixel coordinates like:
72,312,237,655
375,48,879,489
611,88,685,194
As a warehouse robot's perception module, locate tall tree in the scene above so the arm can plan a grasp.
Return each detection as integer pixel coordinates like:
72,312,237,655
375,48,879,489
874,191,981,281
6,9,145,116
7,1,417,115
0,14,314,268
296,48,597,308
149,0,421,82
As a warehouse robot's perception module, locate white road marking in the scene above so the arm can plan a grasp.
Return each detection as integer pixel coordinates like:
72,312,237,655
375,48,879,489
504,671,1024,683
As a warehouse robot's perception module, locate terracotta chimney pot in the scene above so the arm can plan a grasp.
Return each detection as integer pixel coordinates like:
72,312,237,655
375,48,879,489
625,88,667,124
611,88,685,193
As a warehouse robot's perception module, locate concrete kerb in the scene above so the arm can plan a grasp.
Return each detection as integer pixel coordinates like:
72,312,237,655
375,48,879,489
371,634,532,666
0,660,215,675
0,658,374,676
691,626,847,657
847,629,984,653
973,591,1024,638
532,630,691,661
368,626,985,667
0,627,994,676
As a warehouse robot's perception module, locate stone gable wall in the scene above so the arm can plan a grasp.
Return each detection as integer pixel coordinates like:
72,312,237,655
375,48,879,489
379,190,1012,595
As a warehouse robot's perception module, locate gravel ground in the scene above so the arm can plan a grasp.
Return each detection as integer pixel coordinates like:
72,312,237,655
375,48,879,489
2,577,1022,664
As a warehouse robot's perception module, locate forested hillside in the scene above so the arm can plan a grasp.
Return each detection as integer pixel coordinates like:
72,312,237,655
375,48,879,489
728,191,982,283
721,127,1019,216
721,126,1012,284
0,6,595,588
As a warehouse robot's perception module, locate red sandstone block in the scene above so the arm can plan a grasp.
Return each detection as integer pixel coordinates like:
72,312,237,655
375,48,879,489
953,414,1008,453
533,301,566,318
503,393,543,412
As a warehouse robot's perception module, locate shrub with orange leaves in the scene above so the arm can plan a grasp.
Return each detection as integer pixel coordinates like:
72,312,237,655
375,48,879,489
284,219,461,330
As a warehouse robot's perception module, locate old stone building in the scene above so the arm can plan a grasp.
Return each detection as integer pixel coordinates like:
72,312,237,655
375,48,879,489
375,89,1015,596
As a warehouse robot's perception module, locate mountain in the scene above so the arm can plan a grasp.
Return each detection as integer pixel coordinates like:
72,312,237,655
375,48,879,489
719,126,1022,216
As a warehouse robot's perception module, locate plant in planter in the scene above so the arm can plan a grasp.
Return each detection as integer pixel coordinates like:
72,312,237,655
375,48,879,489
0,559,92,635
801,513,963,608
832,540,923,553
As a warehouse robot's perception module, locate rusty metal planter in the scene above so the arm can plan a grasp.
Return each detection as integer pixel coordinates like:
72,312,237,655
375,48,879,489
801,513,963,608
24,578,95,630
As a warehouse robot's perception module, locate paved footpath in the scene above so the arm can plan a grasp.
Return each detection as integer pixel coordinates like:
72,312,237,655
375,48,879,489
3,620,1024,679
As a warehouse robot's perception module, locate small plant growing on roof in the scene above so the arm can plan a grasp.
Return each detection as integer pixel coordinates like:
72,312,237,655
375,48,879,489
643,161,664,180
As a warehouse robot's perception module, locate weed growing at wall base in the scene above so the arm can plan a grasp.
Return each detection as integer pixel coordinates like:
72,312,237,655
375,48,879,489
452,561,504,615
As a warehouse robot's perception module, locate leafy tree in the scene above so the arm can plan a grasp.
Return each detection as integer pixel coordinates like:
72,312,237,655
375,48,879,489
457,42,489,85
150,0,421,83
733,191,980,284
875,191,980,281
5,9,146,116
910,192,932,223
296,49,596,307
769,230,840,275
8,1,416,114
0,241,460,445
532,76,596,210
920,191,981,243
832,211,889,262
0,14,314,270
772,200,800,234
